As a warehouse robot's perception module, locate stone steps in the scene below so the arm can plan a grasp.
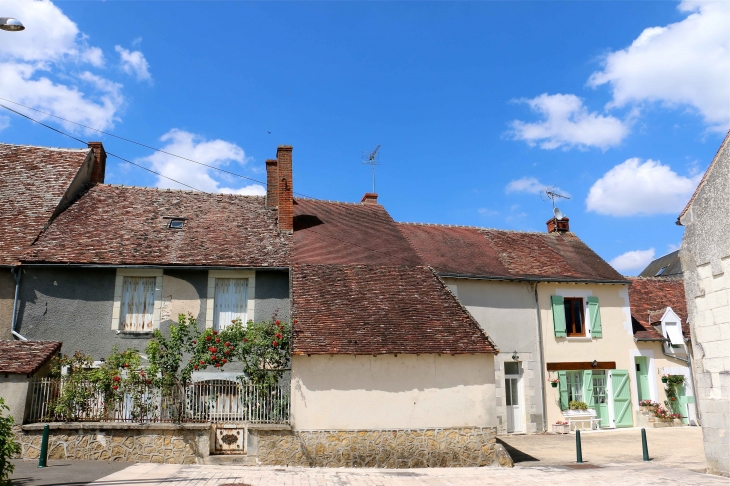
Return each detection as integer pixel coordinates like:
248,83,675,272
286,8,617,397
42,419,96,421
203,454,259,466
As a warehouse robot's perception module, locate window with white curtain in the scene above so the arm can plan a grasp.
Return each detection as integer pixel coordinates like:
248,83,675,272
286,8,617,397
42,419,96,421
213,278,248,330
120,277,156,332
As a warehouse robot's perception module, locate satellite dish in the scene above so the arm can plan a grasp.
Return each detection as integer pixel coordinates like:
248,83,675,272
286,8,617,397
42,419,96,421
553,207,563,220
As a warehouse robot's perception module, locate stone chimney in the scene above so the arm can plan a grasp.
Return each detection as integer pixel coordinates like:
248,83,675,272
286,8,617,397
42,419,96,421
361,193,378,204
547,217,570,233
87,142,106,184
276,146,293,233
265,159,278,208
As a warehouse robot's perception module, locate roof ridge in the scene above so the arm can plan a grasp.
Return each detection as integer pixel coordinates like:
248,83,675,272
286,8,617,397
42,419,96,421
296,197,370,206
0,143,88,152
398,221,571,236
99,184,265,198
627,276,684,281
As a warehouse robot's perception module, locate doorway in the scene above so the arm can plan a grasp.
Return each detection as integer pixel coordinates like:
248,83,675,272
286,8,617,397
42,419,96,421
635,357,651,402
505,361,523,433
592,371,610,427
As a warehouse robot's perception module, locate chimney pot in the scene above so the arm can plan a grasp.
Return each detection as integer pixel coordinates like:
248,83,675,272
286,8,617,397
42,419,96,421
265,159,278,208
361,193,378,204
87,142,106,184
276,146,294,233
546,217,570,233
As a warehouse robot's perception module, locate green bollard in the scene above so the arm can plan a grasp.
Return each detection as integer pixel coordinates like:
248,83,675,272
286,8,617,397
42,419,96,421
641,428,650,461
575,429,583,464
38,424,49,468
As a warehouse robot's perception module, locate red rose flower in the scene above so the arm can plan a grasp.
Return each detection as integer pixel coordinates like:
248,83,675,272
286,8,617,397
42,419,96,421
293,319,297,324
112,385,118,390
275,320,280,325
192,340,197,345
276,333,283,339
194,365,199,370
224,350,230,355
215,337,220,343
243,338,247,343
206,335,212,341
225,342,230,347
113,376,120,382
671,397,676,401
215,363,221,368
146,379,152,384
199,360,205,365
211,354,217,360
272,341,278,346
213,330,218,335
222,358,227,364
211,347,217,353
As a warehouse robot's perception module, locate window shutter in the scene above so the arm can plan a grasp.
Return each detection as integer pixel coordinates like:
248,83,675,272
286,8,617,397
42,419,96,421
558,371,568,410
587,296,602,338
611,370,633,427
583,370,594,408
551,295,566,337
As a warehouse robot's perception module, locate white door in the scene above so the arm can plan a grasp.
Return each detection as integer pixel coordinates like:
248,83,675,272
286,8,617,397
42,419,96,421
505,361,523,433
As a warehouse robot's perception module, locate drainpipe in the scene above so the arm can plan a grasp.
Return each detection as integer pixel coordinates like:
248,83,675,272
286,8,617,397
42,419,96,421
10,267,27,341
660,338,700,425
533,282,548,432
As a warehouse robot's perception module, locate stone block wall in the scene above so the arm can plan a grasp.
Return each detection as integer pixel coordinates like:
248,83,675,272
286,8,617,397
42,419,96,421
250,426,498,468
16,423,210,464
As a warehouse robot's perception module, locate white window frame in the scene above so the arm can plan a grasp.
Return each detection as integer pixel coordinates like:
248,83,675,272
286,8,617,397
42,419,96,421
206,270,256,330
111,269,164,332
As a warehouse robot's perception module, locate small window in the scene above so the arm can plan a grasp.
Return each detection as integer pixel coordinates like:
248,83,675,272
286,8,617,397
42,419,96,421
564,297,585,337
505,361,520,376
169,219,185,229
213,278,248,331
120,277,156,332
655,266,668,276
566,371,583,403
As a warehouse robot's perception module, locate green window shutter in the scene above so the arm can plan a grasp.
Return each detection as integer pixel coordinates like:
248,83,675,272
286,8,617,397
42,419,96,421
551,295,566,337
558,371,568,410
611,370,633,427
583,370,594,408
587,296,602,338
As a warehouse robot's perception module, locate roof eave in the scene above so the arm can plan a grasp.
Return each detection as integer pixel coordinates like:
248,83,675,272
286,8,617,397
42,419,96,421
436,272,629,285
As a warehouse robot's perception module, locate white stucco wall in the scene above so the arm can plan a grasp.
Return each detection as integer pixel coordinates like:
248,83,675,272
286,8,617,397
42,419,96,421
290,354,495,430
0,374,30,424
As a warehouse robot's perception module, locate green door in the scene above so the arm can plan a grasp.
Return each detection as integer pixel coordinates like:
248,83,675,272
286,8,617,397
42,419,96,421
612,370,633,427
592,371,610,427
635,357,650,401
677,382,694,424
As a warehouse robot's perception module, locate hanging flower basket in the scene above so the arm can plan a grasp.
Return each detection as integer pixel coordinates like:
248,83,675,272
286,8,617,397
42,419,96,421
551,382,558,388
661,376,668,383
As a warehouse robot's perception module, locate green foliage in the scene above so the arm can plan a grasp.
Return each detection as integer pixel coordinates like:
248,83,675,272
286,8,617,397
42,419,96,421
146,313,292,386
569,400,588,411
0,398,21,486
663,374,685,414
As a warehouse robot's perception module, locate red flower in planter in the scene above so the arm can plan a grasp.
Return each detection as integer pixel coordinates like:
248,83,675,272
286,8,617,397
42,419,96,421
194,365,199,370
211,354,217,360
222,358,227,364
215,337,220,343
206,335,212,341
224,350,230,355
212,330,218,335
112,385,118,390
276,333,283,339
199,360,205,365
215,363,221,368
225,342,230,347
272,341,278,346
113,376,120,382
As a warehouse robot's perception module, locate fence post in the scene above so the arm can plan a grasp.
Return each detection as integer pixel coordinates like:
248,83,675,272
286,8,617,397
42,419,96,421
38,424,49,468
575,429,583,464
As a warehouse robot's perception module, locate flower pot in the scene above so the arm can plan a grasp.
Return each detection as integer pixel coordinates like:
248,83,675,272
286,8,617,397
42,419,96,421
661,377,668,383
551,382,558,388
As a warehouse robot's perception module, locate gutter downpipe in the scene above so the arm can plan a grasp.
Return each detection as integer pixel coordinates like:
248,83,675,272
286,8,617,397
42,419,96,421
533,282,548,432
10,266,28,341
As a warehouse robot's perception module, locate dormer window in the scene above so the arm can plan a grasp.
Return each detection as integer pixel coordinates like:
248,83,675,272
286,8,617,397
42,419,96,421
168,218,185,229
655,266,668,276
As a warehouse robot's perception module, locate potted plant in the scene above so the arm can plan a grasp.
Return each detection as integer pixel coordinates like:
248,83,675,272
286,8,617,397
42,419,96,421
552,420,570,434
549,378,559,388
569,401,589,411
661,374,669,383
639,400,659,411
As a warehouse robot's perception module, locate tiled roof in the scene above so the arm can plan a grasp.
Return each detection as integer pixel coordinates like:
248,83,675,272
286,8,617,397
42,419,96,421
0,341,61,374
0,144,90,265
293,199,423,265
638,250,683,278
23,185,290,267
398,223,627,283
291,264,497,355
628,277,689,340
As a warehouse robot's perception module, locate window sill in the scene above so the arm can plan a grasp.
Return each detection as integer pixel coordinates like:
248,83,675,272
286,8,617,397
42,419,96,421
118,331,155,339
565,335,592,341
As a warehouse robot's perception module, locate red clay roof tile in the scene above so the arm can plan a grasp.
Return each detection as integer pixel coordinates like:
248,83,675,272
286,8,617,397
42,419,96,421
628,277,689,340
0,340,61,375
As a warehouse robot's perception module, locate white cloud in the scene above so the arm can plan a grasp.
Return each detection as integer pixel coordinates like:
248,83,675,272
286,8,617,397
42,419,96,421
478,208,498,216
0,0,124,132
610,248,656,273
505,177,571,198
589,0,730,132
509,93,630,150
586,158,701,216
140,129,265,195
115,46,151,82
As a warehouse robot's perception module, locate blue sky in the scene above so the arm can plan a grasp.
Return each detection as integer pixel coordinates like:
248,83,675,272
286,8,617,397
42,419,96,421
1,1,728,274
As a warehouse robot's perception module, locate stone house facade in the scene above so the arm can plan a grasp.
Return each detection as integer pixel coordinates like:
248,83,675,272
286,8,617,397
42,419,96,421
678,130,730,477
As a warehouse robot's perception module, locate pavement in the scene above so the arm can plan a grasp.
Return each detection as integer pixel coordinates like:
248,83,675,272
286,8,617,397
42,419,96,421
10,427,727,485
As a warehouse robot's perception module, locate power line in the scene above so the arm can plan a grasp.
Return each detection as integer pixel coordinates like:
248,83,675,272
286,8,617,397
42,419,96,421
0,103,203,192
0,96,317,199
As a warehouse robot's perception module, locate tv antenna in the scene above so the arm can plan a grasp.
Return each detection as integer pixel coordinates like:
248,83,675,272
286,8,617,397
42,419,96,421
362,144,380,193
543,186,570,219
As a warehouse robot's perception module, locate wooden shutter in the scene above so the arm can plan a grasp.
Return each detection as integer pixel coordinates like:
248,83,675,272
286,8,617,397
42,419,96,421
583,370,594,408
587,296,602,338
611,370,633,427
551,296,566,337
558,371,568,410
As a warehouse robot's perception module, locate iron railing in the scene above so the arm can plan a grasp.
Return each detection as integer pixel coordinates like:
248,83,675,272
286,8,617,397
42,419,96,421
27,377,290,424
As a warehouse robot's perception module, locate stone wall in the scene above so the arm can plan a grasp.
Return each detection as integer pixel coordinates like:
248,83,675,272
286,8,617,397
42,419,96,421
250,427,499,468
16,423,210,464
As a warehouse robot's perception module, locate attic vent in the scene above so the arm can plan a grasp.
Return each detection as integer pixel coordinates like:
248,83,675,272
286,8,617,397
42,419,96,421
655,266,668,277
168,219,185,229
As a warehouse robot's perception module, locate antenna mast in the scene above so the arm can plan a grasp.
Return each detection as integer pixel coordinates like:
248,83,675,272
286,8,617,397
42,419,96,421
544,188,569,210
362,145,380,193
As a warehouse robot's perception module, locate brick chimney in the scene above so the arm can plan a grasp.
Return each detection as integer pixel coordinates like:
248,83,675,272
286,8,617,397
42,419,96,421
547,217,570,233
276,146,293,233
265,159,278,208
361,193,378,204
87,142,106,184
